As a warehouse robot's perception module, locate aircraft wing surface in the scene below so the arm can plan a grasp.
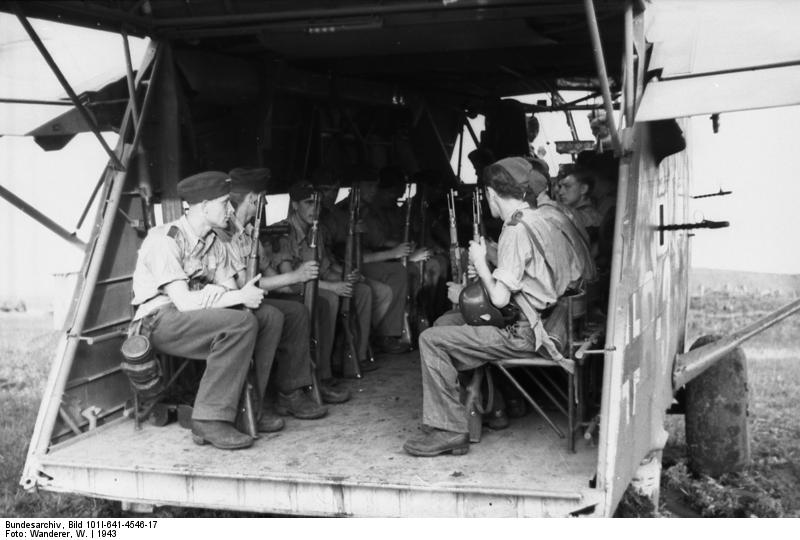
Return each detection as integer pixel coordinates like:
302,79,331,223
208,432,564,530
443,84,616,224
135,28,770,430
637,0,800,121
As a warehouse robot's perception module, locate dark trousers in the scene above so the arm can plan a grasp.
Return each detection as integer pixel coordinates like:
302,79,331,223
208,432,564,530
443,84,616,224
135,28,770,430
257,298,313,396
148,306,258,423
363,261,406,336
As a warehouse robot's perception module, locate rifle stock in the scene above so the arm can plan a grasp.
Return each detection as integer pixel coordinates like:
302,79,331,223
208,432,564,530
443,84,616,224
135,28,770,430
303,192,323,404
399,182,414,348
239,191,267,439
337,186,362,379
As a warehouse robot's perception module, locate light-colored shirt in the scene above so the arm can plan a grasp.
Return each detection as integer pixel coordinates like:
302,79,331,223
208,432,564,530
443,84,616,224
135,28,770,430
492,205,566,314
536,194,597,284
131,216,235,320
218,217,277,279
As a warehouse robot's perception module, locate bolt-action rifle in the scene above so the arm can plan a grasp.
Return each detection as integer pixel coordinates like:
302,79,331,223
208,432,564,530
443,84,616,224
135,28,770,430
337,186,362,378
447,188,464,308
398,183,414,349
236,191,266,438
303,192,324,404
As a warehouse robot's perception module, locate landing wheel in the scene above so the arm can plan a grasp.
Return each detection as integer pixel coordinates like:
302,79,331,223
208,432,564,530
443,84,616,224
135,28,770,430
684,335,750,477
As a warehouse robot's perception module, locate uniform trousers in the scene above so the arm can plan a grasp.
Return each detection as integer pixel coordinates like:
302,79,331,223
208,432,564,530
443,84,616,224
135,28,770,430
257,298,314,396
147,305,259,423
318,283,373,366
418,321,537,433
362,262,405,336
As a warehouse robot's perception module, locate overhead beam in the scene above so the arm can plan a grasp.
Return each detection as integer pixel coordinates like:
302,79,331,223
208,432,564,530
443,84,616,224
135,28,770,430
0,184,86,250
153,1,607,29
0,98,71,106
13,2,126,171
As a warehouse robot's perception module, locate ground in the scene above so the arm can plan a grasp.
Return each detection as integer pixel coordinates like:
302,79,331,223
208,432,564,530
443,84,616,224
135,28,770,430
1,289,799,517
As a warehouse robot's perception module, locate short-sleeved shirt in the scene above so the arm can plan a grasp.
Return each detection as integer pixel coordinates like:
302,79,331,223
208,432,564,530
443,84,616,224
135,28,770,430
492,206,565,315
131,216,235,320
274,213,336,281
217,217,278,280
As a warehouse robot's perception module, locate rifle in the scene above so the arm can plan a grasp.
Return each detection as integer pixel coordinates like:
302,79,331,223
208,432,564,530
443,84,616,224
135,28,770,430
458,186,509,328
337,186,362,378
303,192,324,404
414,183,431,336
353,185,377,364
447,188,464,307
236,191,266,439
398,182,414,349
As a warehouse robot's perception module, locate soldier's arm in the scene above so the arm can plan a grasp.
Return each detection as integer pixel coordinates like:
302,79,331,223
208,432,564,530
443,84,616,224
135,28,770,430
162,279,261,311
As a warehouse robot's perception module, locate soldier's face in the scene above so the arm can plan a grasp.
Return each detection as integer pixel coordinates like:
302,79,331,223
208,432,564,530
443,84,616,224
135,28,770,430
204,194,233,227
295,198,316,226
557,175,585,207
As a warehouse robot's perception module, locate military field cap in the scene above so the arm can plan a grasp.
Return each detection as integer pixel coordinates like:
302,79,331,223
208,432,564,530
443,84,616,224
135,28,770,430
495,157,548,198
289,182,316,202
229,167,270,194
177,171,230,204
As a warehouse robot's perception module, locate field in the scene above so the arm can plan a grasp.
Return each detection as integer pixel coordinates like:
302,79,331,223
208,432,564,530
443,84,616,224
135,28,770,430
2,288,799,518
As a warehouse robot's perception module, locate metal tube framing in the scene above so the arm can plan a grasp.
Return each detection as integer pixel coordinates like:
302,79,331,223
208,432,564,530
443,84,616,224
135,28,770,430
624,0,635,125
673,298,800,388
22,42,164,486
13,3,126,171
0,97,72,106
0,184,86,250
583,0,623,155
121,29,140,125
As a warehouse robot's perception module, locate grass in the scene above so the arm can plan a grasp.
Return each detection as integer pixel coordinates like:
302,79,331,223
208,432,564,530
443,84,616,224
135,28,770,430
2,290,799,517
658,291,800,518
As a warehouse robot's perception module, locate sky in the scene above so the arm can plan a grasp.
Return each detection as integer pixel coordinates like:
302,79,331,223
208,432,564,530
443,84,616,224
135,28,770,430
2,12,800,311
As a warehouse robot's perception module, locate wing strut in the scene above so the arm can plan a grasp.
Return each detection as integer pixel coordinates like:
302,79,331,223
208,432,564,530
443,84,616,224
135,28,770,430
12,2,126,171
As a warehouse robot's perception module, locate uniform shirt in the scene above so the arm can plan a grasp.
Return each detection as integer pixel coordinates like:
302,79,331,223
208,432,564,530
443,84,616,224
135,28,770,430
274,212,336,281
573,199,603,229
131,216,235,320
536,194,597,284
217,217,278,280
492,205,573,315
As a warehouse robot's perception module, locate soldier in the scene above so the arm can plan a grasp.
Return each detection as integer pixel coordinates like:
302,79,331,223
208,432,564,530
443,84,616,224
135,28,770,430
556,169,603,231
275,183,378,374
403,158,585,457
130,171,276,450
356,167,430,353
221,168,350,406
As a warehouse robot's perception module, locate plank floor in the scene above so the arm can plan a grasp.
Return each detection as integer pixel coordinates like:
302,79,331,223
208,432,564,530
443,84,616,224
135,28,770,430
46,351,598,498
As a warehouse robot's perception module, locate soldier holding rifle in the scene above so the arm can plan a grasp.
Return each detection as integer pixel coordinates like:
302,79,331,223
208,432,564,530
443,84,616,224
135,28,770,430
403,158,586,457
223,170,350,407
130,172,279,450
275,183,375,385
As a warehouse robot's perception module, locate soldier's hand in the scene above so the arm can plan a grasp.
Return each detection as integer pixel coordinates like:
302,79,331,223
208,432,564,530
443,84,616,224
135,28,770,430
446,281,464,305
468,237,487,268
240,274,264,309
199,284,226,308
355,218,366,234
295,261,319,283
409,247,431,263
466,263,478,280
346,270,362,283
391,242,413,259
333,281,354,298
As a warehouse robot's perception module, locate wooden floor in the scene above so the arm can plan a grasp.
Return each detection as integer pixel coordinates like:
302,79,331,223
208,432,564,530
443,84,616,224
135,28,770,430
43,351,600,514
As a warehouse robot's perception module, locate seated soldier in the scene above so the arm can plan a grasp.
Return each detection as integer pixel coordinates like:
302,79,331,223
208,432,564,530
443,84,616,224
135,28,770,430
130,172,278,450
221,168,350,407
275,183,377,375
403,157,588,457
557,168,603,235
356,167,431,353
